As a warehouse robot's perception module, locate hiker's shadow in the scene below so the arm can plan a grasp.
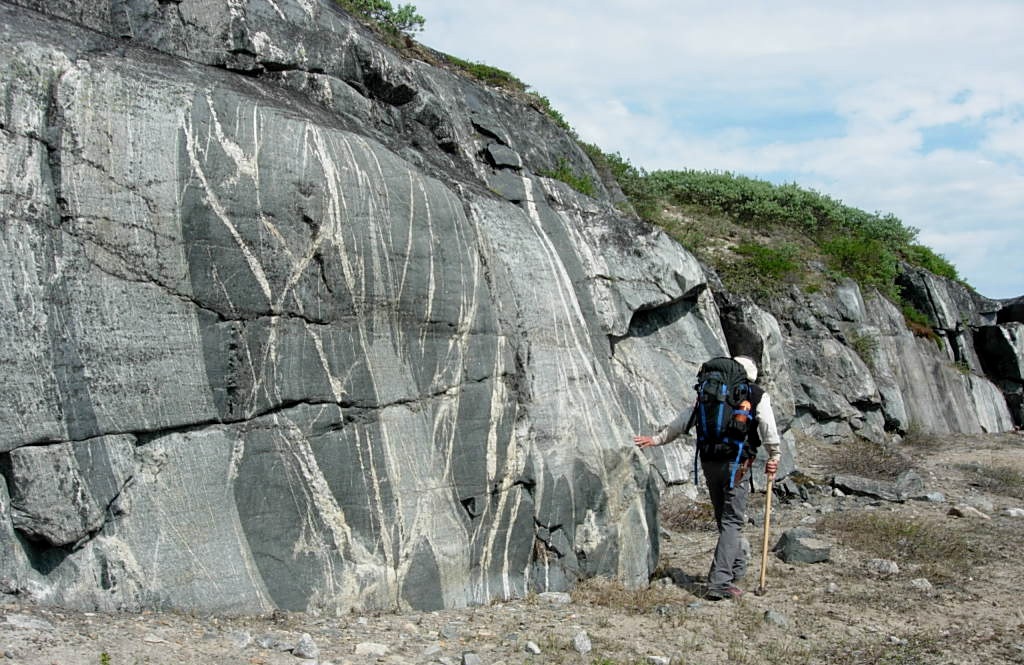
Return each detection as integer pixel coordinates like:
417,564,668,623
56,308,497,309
658,565,706,597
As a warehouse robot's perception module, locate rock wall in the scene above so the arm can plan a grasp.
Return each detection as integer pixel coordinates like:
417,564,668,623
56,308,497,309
897,267,1023,428
770,276,1015,444
0,0,1019,614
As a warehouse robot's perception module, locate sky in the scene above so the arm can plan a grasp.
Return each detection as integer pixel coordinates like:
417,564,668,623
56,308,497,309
409,0,1024,300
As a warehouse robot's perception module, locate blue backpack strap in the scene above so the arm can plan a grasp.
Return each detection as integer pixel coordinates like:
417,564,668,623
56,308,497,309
728,441,745,489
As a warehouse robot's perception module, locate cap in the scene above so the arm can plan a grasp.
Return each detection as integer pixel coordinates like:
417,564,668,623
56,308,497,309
733,355,758,381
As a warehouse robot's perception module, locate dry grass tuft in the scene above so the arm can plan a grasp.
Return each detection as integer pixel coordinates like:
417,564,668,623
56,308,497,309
900,423,943,449
824,438,914,480
571,577,686,614
959,463,1024,499
814,634,945,665
819,512,974,580
658,493,717,532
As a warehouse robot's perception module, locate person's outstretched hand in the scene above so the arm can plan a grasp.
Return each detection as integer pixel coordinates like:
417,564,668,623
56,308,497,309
634,435,655,448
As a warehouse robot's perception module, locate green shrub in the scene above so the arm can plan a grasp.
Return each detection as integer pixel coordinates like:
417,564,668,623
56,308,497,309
900,303,930,327
899,303,937,339
444,55,525,91
334,0,424,36
735,242,800,281
539,157,594,196
611,169,966,299
848,330,879,368
822,234,898,294
901,244,960,281
596,150,660,221
715,242,802,299
645,170,869,235
847,210,917,248
526,91,574,132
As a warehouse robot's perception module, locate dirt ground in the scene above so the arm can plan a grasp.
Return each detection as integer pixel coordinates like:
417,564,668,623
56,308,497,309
2,431,1023,665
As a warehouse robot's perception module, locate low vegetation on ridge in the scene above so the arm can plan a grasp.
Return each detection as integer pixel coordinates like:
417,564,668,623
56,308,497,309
333,0,425,38
589,150,964,329
608,154,958,282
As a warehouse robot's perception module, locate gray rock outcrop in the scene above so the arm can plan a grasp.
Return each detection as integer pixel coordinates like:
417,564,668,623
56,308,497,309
776,276,1015,440
831,470,923,503
0,0,1020,615
974,323,1024,426
897,267,1022,428
0,0,683,613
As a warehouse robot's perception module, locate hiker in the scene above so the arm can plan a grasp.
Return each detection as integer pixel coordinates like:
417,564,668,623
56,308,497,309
634,355,782,600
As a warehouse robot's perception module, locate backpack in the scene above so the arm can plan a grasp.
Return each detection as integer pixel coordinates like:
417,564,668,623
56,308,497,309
687,357,760,486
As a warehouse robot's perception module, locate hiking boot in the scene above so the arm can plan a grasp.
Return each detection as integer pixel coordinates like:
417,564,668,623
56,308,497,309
705,585,744,601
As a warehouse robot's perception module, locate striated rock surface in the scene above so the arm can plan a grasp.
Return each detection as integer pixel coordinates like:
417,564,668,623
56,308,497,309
0,0,688,613
773,276,1015,442
0,0,1019,615
896,267,1022,428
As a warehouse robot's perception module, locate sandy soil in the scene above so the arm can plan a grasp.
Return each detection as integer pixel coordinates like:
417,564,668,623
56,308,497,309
2,431,1023,665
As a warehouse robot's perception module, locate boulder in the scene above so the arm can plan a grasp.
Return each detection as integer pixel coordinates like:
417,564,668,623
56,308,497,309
832,474,901,502
1,436,134,547
773,528,831,564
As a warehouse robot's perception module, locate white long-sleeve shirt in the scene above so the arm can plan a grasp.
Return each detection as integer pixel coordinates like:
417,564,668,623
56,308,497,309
652,393,782,462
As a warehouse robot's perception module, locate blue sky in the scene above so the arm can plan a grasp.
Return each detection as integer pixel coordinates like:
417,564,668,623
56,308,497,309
410,0,1024,300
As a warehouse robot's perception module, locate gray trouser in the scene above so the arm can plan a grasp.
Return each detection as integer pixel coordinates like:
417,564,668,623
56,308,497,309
702,458,749,591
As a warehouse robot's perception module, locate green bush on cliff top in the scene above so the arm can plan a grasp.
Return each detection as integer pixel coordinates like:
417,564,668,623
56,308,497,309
607,166,963,297
335,0,424,37
443,55,526,92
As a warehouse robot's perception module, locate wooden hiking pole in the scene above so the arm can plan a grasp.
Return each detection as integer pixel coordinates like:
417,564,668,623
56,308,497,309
754,473,775,596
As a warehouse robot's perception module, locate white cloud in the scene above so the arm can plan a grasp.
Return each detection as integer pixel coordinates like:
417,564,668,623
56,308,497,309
412,0,1024,298
984,114,1024,160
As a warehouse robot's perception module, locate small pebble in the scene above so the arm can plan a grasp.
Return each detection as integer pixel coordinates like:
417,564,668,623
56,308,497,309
292,633,319,660
572,630,592,655
910,578,933,592
354,642,388,657
866,558,899,576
